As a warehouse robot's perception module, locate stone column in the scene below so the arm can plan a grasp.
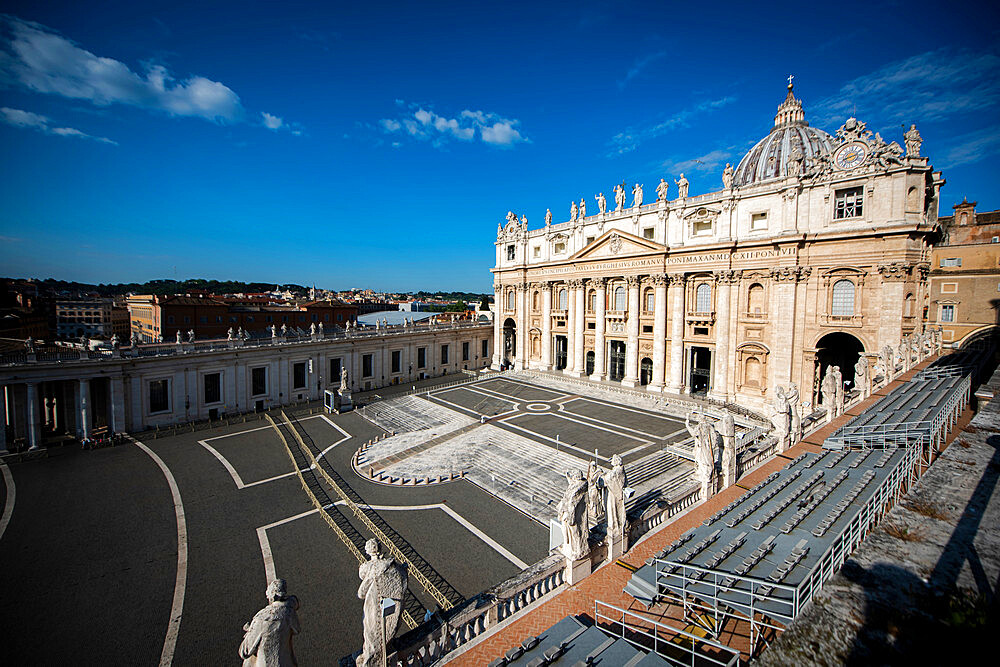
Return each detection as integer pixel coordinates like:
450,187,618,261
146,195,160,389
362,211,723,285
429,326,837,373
110,376,126,433
78,378,91,441
878,264,909,350
710,271,738,401
565,281,576,374
591,278,607,381
516,283,528,370
650,274,668,391
540,282,553,370
51,393,59,432
43,393,52,429
667,275,686,392
768,267,807,388
130,375,144,431
27,382,41,449
492,285,503,369
621,276,642,387
572,280,586,377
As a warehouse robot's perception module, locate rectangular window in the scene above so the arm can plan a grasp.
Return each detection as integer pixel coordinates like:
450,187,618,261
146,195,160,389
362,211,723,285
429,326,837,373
939,257,962,267
533,246,541,258
481,339,488,358
441,344,449,364
293,362,307,389
417,347,427,368
462,341,470,361
330,358,342,383
204,373,221,404
391,350,401,373
362,354,373,377
554,242,566,254
643,228,654,240
586,236,595,245
645,291,654,312
940,305,955,322
751,212,768,230
251,367,267,396
642,325,653,333
834,187,863,219
149,379,170,413
693,220,713,236
506,244,515,261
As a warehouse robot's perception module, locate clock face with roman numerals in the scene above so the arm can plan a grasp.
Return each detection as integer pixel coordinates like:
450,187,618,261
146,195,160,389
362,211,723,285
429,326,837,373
834,142,868,170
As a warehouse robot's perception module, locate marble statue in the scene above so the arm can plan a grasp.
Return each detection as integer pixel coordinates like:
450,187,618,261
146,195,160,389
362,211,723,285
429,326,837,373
586,460,602,521
821,366,837,421
675,173,689,198
656,178,669,201
772,386,792,452
521,214,528,227
786,382,802,444
310,323,316,335
576,198,584,219
570,201,577,222
271,325,278,338
356,539,407,667
788,146,804,176
605,454,627,545
111,334,120,349
280,324,288,337
904,124,922,157
686,410,717,498
613,182,626,212
722,163,734,189
545,208,552,226
157,334,163,343
557,469,590,560
340,367,349,391
130,332,139,348
227,327,234,341
881,345,895,383
187,329,195,343
935,327,943,355
899,340,910,372
854,356,869,400
318,322,324,335
632,183,643,208
25,336,35,353
718,413,736,487
239,578,300,667
910,336,920,363
176,330,183,344
832,365,844,416
595,192,607,215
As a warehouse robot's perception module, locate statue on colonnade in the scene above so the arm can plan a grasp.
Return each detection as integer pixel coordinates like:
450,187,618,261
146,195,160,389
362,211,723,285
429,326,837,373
557,469,590,560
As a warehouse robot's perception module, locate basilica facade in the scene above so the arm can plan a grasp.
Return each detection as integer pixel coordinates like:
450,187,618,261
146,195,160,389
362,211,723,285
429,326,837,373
491,84,944,411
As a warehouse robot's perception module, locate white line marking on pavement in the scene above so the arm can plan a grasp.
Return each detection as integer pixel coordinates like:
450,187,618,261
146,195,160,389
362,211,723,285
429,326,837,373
0,462,14,541
256,508,320,584
198,439,247,488
202,414,324,441
130,436,187,667
500,421,610,461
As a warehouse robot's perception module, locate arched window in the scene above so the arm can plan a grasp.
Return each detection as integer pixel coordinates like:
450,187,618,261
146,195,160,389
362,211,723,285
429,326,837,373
747,283,764,316
532,291,539,311
614,286,626,311
507,290,515,310
745,357,762,388
831,279,855,316
904,293,915,317
588,290,596,312
644,288,654,313
695,283,712,313
558,289,567,310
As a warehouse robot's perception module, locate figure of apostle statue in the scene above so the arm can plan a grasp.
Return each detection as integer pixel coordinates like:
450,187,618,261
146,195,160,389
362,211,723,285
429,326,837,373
718,413,737,487
570,200,577,222
356,539,407,667
632,183,643,208
854,356,869,400
904,124,922,157
340,366,349,391
722,163,734,189
579,198,586,219
239,578,301,667
605,454,628,546
786,383,801,444
613,182,626,211
595,192,607,215
227,327,234,341
771,386,792,452
656,178,669,201
586,460,602,521
821,366,837,422
832,366,844,416
675,173,689,198
176,330,183,344
545,208,552,226
557,469,590,560
686,410,717,498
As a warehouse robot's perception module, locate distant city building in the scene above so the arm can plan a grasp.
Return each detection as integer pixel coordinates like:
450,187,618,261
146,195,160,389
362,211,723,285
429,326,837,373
398,301,426,312
56,298,115,340
928,200,1000,346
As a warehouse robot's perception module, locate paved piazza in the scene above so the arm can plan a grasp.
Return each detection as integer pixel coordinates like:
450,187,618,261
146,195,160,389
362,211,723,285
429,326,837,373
0,404,548,664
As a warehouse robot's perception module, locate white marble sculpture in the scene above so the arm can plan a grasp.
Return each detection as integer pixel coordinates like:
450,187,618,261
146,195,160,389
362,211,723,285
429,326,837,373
656,178,668,201
675,173,689,198
595,192,607,215
239,578,301,667
570,201,577,222
579,198,586,219
686,410,717,499
718,413,736,487
772,386,792,452
25,336,35,353
176,330,183,344
832,365,844,416
613,182,626,211
605,453,628,547
786,383,802,445
586,460,602,522
187,329,195,343
632,183,643,208
821,366,837,422
130,332,139,348
227,327,234,341
356,539,407,667
854,356,869,400
788,146,804,176
544,208,552,226
111,333,120,349
904,124,922,157
881,345,895,384
271,324,277,338
340,367,349,391
557,469,590,560
722,163,734,189
318,322,324,335
310,323,316,335
899,340,910,372
280,323,288,337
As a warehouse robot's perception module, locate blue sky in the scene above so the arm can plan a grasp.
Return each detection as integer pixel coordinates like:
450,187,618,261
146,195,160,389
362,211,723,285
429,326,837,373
1,1,998,292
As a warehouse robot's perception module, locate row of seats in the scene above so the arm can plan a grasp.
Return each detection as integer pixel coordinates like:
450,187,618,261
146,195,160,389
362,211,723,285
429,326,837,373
751,471,824,531
812,470,876,538
780,470,849,534
726,470,803,528
723,535,777,584
703,471,780,526
757,539,811,597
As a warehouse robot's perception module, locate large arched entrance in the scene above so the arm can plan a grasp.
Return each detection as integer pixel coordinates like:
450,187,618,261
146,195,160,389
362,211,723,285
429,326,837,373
816,332,864,397
502,318,516,368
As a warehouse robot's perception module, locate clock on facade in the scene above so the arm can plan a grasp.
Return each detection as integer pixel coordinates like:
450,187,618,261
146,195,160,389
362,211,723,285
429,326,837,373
833,142,868,170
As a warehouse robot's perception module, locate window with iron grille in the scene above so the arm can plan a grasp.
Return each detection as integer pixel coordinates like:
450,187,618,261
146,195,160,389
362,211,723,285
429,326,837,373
832,279,855,316
834,187,863,219
695,283,711,313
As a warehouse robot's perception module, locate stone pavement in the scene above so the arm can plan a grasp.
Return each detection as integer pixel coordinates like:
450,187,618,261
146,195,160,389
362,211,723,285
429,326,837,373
448,359,944,665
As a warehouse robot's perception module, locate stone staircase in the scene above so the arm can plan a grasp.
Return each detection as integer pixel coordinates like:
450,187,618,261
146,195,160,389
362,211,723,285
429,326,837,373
626,448,686,487
362,395,471,433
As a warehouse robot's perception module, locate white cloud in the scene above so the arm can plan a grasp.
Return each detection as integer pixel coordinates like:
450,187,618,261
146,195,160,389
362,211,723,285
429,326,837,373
1,15,300,133
609,96,737,155
811,49,1000,127
379,103,528,147
660,148,733,175
618,51,666,90
939,125,1000,169
1,106,117,144
261,112,283,130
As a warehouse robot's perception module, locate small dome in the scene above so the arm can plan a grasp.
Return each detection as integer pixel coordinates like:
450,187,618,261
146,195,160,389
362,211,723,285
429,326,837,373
733,83,834,187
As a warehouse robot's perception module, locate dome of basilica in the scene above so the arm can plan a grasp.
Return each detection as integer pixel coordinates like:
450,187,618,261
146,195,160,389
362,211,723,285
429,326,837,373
733,83,834,187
